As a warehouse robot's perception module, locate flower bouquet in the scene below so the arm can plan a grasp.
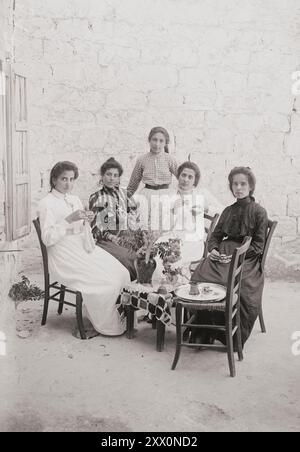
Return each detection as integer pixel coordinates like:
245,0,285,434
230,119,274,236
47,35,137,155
155,238,185,286
117,229,160,284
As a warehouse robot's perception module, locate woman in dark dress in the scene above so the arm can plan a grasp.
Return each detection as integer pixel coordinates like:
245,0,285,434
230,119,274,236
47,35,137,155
191,167,268,346
89,158,140,281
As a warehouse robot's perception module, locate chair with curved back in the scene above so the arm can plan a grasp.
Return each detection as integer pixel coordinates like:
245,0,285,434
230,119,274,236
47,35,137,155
33,218,86,339
258,219,278,333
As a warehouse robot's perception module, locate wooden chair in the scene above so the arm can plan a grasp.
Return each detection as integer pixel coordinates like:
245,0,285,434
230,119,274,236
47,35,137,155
189,213,219,274
33,218,86,339
258,220,278,333
172,236,252,377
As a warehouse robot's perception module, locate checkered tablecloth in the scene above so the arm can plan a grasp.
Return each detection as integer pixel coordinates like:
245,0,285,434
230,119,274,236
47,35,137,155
116,282,227,327
117,283,176,326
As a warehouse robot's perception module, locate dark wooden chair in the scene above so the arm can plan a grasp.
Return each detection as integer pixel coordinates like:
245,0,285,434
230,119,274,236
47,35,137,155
33,218,86,339
189,212,219,274
172,236,252,377
258,220,278,333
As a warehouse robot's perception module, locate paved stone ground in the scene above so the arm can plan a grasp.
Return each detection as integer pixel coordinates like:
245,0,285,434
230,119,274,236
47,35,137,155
0,279,299,432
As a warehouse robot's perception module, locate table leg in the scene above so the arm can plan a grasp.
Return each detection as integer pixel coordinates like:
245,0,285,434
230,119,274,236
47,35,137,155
125,305,135,339
152,315,157,329
156,320,166,352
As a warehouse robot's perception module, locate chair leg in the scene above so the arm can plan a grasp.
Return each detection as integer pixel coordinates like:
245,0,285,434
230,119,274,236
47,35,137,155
182,308,190,342
236,326,244,362
226,324,236,377
76,292,86,340
125,305,135,339
57,285,65,315
171,303,183,370
156,320,165,352
41,286,50,326
259,307,266,333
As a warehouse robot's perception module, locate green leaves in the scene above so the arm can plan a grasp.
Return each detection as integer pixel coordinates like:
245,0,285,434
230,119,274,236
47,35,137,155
8,275,44,302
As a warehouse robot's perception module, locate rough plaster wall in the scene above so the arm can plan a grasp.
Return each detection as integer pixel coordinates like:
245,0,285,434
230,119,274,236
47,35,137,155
11,0,300,277
0,0,17,301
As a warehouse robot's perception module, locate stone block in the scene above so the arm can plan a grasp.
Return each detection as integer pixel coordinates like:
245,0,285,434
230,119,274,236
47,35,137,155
202,128,235,155
169,46,198,67
214,72,247,96
263,113,291,133
56,18,93,41
288,194,300,217
14,36,44,61
219,49,251,71
206,112,236,130
250,50,299,74
97,44,140,66
272,216,297,237
148,89,184,109
106,89,146,109
263,195,288,218
179,68,215,91
165,110,205,129
182,89,216,110
125,65,178,91
284,131,300,158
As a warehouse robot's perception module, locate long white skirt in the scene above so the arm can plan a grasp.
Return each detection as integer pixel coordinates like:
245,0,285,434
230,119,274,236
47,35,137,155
134,187,175,231
47,234,130,335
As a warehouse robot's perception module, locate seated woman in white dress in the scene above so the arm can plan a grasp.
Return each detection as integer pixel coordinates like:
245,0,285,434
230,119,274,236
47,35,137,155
153,161,205,283
154,161,223,283
37,161,130,337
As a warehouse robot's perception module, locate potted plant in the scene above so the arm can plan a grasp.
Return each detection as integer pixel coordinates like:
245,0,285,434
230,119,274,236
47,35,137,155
118,229,160,284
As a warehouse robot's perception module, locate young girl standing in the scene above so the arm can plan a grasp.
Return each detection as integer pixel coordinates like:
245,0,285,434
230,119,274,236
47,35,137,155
127,126,178,230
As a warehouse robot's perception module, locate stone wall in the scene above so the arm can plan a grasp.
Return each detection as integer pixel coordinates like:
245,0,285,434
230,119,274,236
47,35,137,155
0,0,17,303
11,0,300,279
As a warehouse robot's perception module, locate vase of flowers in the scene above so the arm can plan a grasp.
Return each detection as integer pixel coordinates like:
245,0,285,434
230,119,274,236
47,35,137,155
134,255,157,284
118,229,160,284
156,238,184,287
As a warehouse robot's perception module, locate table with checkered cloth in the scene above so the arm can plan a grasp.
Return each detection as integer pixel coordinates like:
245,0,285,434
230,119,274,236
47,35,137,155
117,282,227,324
117,283,176,326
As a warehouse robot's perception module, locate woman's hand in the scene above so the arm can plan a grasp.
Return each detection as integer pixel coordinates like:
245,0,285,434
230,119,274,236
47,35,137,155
209,249,232,263
172,198,183,212
209,249,221,261
84,210,95,223
65,209,93,224
191,205,203,217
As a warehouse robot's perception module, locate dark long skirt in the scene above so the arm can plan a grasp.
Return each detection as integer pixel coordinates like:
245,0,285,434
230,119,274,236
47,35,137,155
97,241,137,281
191,240,264,346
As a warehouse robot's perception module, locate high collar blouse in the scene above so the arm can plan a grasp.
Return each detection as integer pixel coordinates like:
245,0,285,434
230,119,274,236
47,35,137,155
208,196,268,258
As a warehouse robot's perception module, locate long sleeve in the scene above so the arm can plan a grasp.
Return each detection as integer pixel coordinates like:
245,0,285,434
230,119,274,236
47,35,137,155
207,208,228,252
38,200,70,247
246,206,268,258
89,191,108,242
127,158,144,196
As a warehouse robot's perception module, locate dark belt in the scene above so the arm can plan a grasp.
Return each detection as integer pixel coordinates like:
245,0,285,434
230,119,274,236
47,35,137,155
145,184,169,190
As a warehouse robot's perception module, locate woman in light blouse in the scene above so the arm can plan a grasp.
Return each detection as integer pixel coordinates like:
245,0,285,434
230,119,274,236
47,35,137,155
127,126,178,230
37,161,130,337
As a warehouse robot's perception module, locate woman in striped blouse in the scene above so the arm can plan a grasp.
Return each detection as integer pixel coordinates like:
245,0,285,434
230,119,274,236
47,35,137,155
127,126,178,231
